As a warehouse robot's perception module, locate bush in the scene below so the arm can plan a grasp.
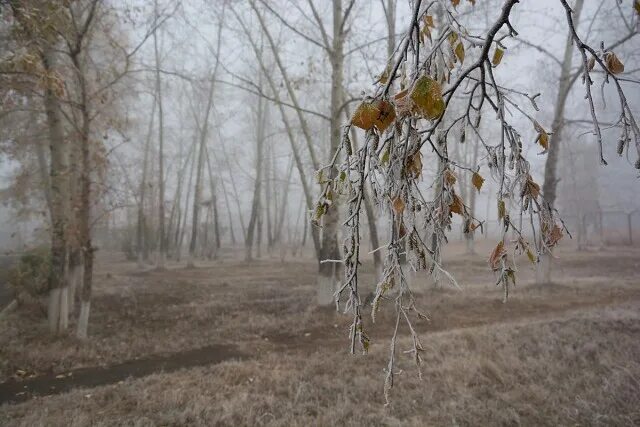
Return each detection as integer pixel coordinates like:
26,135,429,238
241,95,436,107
7,247,51,308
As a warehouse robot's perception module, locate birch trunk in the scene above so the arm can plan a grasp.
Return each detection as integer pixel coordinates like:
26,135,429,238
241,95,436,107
41,46,70,334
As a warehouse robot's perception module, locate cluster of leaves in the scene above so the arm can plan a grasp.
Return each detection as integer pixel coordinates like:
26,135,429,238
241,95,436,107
313,0,638,403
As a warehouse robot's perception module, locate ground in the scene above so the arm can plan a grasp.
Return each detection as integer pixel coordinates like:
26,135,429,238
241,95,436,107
1,241,639,426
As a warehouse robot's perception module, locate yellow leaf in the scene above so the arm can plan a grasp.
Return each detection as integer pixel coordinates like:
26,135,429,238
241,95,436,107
605,52,624,74
410,75,445,120
373,99,396,132
351,102,380,130
492,47,504,66
498,199,506,220
448,33,464,64
635,0,640,15
392,196,405,216
455,42,465,64
472,172,484,191
534,121,549,151
526,249,536,264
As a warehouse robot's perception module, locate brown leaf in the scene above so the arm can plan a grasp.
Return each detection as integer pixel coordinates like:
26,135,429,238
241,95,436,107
444,169,457,186
587,56,596,72
524,175,540,199
373,99,396,132
449,194,464,215
351,101,380,130
534,121,549,151
635,0,640,15
472,172,484,192
405,151,423,178
392,196,405,216
488,241,507,271
545,224,563,248
451,0,460,7
605,52,624,74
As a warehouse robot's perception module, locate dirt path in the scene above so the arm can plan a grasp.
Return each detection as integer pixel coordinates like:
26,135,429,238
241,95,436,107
0,344,245,405
3,291,637,406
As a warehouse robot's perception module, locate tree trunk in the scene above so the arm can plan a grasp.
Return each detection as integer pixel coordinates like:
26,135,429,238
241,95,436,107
153,0,167,269
137,97,156,268
537,0,585,284
245,94,267,261
41,47,70,334
317,0,346,306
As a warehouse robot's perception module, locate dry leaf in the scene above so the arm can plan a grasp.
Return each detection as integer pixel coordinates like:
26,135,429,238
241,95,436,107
444,169,457,186
393,88,414,116
526,248,537,264
488,241,507,271
587,56,595,72
405,151,423,178
604,52,624,74
451,0,460,7
498,199,506,220
524,175,540,199
455,42,465,64
635,0,640,15
545,224,563,247
392,196,405,216
351,101,380,130
377,66,390,85
373,99,396,132
492,47,504,66
410,75,445,120
534,121,549,151
449,194,464,215
472,172,484,192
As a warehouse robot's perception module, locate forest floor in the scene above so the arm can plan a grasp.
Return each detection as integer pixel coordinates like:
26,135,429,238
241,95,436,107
1,242,639,425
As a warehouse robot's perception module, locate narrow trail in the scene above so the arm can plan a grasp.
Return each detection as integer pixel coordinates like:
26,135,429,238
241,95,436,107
0,344,245,405
2,292,637,406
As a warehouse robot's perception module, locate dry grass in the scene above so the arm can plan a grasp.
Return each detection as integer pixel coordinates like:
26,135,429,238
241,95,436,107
1,243,640,425
2,303,639,426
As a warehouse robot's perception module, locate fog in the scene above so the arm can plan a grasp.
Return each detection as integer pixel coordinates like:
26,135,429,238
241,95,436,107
1,0,639,423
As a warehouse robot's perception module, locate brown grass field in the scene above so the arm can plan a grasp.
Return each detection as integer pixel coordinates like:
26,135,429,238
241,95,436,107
1,242,639,426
